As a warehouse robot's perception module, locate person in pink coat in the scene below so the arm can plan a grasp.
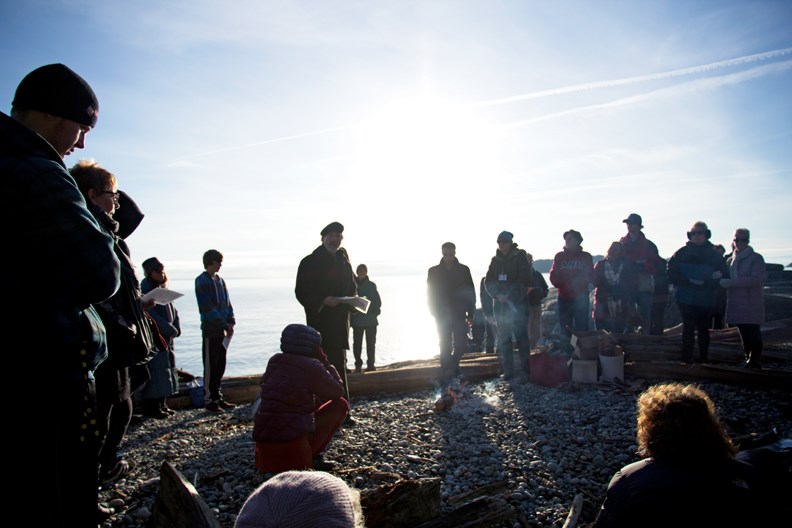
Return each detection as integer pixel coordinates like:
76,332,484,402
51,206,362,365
253,324,349,471
719,229,765,368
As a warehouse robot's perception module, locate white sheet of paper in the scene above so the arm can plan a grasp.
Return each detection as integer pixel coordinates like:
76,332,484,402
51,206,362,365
339,296,371,314
222,335,232,350
141,287,184,305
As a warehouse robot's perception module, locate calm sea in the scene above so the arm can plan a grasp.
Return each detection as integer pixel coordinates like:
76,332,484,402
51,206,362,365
167,273,553,378
168,275,437,378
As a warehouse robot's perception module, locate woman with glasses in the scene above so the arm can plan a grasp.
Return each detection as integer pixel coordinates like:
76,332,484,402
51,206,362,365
70,160,157,487
667,221,729,363
718,229,766,368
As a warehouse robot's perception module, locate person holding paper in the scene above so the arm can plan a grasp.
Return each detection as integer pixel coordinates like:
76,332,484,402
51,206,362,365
139,257,181,418
295,221,357,412
351,264,382,373
195,249,236,413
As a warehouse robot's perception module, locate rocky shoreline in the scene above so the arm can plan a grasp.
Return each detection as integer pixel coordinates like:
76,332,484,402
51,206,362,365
100,375,791,528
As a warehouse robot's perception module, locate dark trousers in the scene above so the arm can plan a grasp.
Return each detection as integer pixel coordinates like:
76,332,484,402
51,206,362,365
96,395,133,468
558,294,590,336
435,315,468,374
352,326,377,368
650,296,667,335
202,336,227,402
43,373,99,527
735,323,763,365
678,303,713,361
484,316,497,352
494,302,530,375
325,346,350,403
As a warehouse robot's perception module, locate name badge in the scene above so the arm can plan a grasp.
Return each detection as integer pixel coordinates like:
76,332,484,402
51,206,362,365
498,273,508,281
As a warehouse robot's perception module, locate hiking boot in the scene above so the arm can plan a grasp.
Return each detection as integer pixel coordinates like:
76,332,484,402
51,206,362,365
312,455,336,471
218,400,236,410
354,366,362,373
100,459,133,485
205,401,224,413
366,365,376,372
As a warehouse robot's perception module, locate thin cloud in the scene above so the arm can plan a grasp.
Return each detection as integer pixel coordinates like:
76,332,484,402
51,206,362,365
473,47,792,107
500,60,792,129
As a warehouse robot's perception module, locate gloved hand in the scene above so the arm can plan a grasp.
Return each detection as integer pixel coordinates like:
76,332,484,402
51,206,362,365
719,278,732,288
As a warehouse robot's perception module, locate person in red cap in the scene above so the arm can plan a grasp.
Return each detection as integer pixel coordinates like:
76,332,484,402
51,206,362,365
1,64,119,525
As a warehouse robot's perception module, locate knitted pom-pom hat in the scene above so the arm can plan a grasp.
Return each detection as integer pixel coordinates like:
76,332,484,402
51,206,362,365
235,470,357,528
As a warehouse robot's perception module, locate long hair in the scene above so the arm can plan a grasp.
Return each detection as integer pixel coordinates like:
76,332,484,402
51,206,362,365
636,383,736,462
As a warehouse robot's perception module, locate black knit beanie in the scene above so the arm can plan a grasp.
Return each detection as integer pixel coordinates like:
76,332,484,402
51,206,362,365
280,324,322,355
13,64,99,127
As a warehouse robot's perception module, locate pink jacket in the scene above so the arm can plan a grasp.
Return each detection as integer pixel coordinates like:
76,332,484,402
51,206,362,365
724,247,765,325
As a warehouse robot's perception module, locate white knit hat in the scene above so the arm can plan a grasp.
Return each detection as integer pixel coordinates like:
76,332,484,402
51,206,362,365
235,471,357,528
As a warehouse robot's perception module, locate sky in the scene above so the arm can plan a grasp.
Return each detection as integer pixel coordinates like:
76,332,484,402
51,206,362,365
2,0,791,283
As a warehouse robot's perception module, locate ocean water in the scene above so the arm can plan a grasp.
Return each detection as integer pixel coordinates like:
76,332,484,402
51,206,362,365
167,273,554,378
167,275,440,378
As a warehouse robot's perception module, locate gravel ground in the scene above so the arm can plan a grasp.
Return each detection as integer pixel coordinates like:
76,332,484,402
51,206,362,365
99,375,791,528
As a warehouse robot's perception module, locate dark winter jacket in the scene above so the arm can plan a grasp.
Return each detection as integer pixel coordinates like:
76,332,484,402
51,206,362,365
1,111,119,371
427,258,476,320
351,276,382,327
549,246,594,300
295,246,357,351
485,244,533,305
139,278,181,399
667,241,728,307
253,352,347,443
195,271,235,338
594,457,766,528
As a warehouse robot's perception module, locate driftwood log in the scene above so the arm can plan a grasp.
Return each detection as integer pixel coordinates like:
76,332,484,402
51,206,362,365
562,493,584,528
360,477,442,528
150,461,220,528
164,320,792,410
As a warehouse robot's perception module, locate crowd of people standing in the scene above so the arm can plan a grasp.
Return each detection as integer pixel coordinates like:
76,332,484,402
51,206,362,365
4,61,771,527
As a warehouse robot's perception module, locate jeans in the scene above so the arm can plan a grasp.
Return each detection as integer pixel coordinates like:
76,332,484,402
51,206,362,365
494,301,530,375
558,294,590,336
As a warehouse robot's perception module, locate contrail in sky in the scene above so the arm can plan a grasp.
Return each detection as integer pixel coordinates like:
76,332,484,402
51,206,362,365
472,47,792,107
168,47,792,162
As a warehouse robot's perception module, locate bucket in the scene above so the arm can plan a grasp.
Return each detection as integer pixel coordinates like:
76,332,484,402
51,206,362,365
572,359,597,383
599,354,624,383
529,351,570,387
187,377,205,408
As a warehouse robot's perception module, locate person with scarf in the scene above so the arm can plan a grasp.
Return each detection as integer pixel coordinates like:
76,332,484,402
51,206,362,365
719,229,765,368
593,242,636,333
70,160,158,488
667,221,729,363
253,324,349,473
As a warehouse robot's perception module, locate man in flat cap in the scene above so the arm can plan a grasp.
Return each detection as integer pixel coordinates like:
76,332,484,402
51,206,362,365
485,231,534,380
619,213,662,334
550,229,594,338
1,64,120,525
295,222,357,413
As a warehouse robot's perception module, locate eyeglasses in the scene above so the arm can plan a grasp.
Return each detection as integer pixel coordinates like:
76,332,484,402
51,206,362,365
733,238,749,243
100,190,120,200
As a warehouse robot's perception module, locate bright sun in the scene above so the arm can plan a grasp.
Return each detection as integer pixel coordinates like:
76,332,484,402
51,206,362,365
350,97,500,199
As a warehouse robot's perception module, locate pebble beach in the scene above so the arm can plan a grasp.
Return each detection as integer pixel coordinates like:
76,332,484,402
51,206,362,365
99,375,791,528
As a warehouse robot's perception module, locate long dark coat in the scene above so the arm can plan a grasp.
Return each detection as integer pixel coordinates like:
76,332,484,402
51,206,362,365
295,245,357,351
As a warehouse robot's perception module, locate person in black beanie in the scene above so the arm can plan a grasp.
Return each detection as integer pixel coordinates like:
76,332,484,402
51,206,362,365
2,64,119,525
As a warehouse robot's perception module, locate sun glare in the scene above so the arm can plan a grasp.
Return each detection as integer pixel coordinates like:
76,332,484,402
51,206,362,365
351,97,500,199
